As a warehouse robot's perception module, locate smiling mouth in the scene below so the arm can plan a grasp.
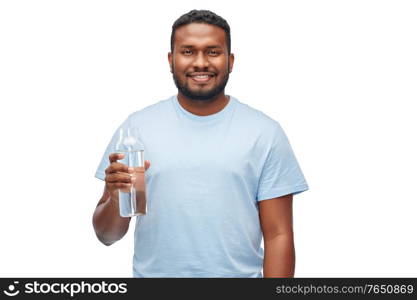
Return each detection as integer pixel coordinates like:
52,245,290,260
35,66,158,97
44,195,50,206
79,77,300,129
187,73,215,83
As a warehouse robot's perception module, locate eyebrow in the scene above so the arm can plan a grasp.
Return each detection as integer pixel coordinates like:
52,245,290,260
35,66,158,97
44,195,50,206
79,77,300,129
180,45,223,49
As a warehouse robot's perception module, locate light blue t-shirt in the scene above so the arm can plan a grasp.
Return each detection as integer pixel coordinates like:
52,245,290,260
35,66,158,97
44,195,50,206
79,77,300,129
95,95,309,278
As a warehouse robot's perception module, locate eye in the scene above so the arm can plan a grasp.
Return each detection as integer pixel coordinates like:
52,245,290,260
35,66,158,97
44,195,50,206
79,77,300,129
182,49,193,55
208,50,219,55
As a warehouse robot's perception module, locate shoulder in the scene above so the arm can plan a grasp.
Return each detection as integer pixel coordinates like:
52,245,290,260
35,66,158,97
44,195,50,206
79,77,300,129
232,96,285,139
126,95,173,123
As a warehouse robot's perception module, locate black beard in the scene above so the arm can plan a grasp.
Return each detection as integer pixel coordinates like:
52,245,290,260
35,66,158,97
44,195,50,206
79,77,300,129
173,72,229,102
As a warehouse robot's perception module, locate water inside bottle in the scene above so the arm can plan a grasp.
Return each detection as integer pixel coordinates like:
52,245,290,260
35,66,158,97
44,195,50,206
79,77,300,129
118,150,147,217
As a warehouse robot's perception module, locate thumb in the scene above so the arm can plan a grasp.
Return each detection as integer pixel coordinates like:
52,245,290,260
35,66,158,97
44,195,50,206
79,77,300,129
144,160,151,170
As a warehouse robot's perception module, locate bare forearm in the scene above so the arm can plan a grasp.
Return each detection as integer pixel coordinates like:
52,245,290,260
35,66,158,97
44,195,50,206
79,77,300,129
263,234,295,277
92,192,130,246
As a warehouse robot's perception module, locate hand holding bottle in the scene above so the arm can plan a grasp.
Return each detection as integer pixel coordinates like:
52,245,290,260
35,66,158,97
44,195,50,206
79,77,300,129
105,153,150,196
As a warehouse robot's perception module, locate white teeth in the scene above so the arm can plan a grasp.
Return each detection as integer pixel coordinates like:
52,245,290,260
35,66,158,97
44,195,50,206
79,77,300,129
194,75,209,78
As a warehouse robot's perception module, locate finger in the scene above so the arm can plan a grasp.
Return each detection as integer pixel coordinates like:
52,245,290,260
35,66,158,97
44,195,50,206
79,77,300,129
107,182,132,192
105,162,133,174
109,153,124,163
106,173,133,183
145,160,151,171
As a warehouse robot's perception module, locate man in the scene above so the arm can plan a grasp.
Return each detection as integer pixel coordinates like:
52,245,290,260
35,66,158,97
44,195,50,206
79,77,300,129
93,9,309,278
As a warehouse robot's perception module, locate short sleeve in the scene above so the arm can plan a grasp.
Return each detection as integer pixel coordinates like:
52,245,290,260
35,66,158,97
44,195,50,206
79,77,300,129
256,124,309,201
94,116,131,181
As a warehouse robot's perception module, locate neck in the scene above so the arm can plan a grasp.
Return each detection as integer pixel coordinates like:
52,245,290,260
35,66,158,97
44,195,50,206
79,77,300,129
177,92,230,116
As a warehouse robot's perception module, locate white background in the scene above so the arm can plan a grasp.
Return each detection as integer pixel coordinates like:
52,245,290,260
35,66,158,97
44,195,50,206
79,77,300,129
0,0,416,277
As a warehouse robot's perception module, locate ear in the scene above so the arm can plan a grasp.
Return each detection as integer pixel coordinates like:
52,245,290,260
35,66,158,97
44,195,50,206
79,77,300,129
228,53,235,73
168,52,173,73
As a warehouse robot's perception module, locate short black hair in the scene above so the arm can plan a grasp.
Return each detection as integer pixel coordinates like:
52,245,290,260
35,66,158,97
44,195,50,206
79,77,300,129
171,9,231,55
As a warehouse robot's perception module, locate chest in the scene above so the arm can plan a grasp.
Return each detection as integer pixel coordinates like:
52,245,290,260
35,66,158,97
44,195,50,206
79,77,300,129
141,124,264,183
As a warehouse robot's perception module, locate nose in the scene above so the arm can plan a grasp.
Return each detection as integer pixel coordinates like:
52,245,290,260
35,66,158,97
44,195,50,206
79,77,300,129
193,51,209,69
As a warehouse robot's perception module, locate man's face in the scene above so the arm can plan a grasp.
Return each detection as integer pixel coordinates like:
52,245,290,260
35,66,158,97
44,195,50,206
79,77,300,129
168,23,234,101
